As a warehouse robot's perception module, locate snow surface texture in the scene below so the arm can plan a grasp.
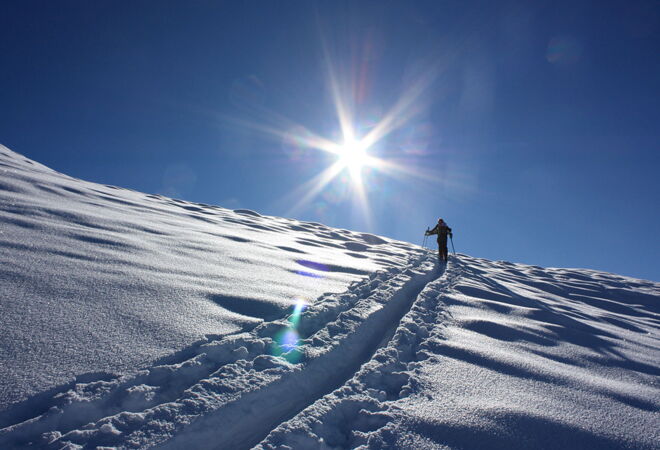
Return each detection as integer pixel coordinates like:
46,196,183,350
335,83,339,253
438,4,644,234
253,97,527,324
1,145,658,449
259,256,660,450
0,145,412,408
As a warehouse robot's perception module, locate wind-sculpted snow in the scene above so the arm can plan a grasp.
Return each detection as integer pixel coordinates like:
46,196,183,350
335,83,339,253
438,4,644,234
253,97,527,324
258,255,660,449
0,145,415,409
1,145,659,449
0,251,438,449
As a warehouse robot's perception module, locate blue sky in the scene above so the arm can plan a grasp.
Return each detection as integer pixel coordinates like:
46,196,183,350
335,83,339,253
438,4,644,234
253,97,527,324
1,1,658,281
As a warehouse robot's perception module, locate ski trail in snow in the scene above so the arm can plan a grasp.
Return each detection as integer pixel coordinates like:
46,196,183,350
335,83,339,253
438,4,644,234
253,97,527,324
258,255,660,449
165,255,443,450
257,255,464,449
0,251,442,449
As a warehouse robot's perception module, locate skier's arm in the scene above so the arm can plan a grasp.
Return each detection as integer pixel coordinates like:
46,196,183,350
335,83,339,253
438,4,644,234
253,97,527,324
427,225,439,235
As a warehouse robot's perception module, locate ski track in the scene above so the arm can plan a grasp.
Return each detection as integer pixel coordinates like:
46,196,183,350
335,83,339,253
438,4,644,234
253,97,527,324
256,255,463,449
256,255,660,450
0,250,446,449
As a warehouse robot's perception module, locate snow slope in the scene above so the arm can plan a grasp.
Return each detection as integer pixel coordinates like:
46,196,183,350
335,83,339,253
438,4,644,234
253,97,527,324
259,256,659,449
0,145,414,409
1,145,658,449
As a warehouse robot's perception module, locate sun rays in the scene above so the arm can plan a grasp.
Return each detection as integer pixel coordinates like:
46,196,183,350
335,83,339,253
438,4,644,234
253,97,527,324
276,62,437,226
336,137,371,180
220,34,444,231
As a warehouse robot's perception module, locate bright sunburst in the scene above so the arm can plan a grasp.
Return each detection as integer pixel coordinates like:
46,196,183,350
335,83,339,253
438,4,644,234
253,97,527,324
335,136,375,181
337,138,366,171
223,36,442,230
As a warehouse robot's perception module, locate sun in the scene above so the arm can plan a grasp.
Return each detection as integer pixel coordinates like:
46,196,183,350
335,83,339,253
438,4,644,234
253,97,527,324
336,138,370,179
227,43,440,229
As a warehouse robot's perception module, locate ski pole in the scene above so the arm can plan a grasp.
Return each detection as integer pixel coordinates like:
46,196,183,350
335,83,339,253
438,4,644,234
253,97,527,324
450,235,456,255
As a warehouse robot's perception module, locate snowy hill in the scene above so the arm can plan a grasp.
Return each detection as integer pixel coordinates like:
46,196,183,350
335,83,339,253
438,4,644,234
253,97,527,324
1,145,658,449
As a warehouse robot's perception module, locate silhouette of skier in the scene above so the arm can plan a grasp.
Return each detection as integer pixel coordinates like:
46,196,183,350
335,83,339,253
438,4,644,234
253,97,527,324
426,218,453,262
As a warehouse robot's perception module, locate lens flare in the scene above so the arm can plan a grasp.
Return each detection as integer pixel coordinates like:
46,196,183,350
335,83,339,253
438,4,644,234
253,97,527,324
546,36,582,64
289,298,308,327
271,328,302,363
271,298,309,363
296,259,329,278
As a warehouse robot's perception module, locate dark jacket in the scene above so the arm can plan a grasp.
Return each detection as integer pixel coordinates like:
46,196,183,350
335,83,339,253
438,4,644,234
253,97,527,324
428,223,452,244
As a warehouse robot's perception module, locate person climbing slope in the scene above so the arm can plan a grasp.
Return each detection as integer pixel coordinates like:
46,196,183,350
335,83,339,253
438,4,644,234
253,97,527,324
426,218,453,262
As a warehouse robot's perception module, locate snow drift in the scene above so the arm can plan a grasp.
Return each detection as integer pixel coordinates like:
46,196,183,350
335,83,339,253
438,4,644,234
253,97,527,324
0,145,658,449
